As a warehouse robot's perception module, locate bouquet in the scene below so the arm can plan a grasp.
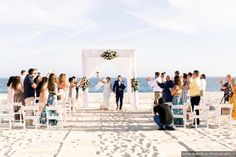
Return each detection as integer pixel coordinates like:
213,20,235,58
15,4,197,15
80,77,90,91
131,78,140,92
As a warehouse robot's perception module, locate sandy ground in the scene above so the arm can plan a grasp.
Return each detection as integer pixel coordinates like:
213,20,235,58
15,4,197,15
0,92,236,157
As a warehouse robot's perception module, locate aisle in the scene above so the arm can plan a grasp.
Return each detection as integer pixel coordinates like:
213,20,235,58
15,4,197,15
0,108,235,157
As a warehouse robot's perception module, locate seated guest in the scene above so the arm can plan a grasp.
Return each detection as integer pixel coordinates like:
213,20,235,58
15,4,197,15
153,98,175,130
158,75,174,103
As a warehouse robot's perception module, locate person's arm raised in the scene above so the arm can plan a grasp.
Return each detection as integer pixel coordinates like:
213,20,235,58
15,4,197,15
31,83,37,89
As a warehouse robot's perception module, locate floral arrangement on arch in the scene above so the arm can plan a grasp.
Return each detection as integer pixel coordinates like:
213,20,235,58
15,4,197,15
80,77,90,91
131,78,140,92
101,49,119,60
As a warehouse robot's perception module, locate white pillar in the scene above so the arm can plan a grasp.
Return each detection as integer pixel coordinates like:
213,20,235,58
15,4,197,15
127,76,131,104
82,89,89,108
82,52,89,108
133,51,139,108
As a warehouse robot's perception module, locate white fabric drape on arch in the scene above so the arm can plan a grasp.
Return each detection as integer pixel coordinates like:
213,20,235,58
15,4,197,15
81,49,138,108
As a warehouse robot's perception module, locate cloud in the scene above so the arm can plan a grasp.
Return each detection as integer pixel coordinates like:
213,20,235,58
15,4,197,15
0,0,98,30
123,0,236,33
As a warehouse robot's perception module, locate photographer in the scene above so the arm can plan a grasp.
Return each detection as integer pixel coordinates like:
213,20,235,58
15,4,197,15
220,74,233,104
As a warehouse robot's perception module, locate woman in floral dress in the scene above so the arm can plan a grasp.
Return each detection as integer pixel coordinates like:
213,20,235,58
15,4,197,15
171,76,184,125
40,73,58,126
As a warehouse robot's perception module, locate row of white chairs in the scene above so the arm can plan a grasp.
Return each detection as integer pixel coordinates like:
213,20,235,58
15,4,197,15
0,96,73,130
171,102,233,129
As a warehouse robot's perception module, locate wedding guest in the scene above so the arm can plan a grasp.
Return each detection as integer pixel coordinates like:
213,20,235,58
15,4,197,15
20,70,27,86
181,73,189,104
58,73,69,100
113,75,126,110
69,77,77,111
146,72,163,105
158,75,174,103
229,79,236,120
220,74,233,103
7,76,16,102
171,76,184,125
153,98,174,130
34,72,42,85
36,77,48,113
175,71,180,77
188,70,201,126
11,76,24,120
40,73,58,126
200,74,207,97
161,72,166,83
24,68,37,126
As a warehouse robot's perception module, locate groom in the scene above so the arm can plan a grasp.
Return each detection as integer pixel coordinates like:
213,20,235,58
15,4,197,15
113,75,126,110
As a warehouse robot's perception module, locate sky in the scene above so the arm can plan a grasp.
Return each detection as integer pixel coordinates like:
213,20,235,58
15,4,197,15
0,0,236,77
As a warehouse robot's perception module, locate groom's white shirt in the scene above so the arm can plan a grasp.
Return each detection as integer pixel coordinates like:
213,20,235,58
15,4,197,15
148,77,163,92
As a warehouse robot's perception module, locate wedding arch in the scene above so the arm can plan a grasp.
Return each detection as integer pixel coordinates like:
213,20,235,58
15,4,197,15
81,49,139,108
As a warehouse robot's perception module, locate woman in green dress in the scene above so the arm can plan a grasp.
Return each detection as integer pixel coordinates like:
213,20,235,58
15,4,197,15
40,73,58,126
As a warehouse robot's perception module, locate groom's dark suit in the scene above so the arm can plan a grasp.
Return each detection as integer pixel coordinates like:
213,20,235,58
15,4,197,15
113,80,126,110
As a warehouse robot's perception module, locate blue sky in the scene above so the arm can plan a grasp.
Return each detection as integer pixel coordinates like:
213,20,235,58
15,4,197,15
0,0,236,77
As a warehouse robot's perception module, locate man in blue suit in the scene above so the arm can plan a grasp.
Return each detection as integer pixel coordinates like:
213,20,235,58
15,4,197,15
113,75,126,110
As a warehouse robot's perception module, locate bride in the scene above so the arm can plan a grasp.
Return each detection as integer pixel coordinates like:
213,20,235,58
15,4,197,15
96,72,112,110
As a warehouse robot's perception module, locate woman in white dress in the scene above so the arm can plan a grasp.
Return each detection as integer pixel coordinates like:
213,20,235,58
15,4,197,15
97,73,112,110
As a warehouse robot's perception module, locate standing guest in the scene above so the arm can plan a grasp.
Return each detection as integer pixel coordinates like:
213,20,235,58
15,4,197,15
34,72,42,85
58,73,69,101
161,72,166,83
153,98,175,130
7,76,16,102
69,77,77,111
181,73,189,104
200,74,207,97
158,75,174,103
20,70,27,87
229,79,236,120
220,74,233,103
24,68,37,126
175,71,180,77
11,76,24,120
36,77,48,113
146,72,163,105
40,73,58,126
188,70,201,126
113,75,126,110
171,76,184,125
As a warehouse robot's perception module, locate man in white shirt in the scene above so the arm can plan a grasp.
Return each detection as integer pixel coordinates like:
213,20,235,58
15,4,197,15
20,70,27,91
146,72,163,105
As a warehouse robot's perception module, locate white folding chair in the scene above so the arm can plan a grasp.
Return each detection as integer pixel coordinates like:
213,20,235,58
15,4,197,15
22,105,40,130
46,105,64,129
215,103,233,128
0,101,14,130
11,102,23,126
172,105,187,128
192,105,209,129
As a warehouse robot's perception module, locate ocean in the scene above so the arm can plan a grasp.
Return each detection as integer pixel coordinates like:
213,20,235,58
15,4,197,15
0,77,223,94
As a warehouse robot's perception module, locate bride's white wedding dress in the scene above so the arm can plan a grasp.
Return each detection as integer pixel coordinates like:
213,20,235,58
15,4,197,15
100,82,112,110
